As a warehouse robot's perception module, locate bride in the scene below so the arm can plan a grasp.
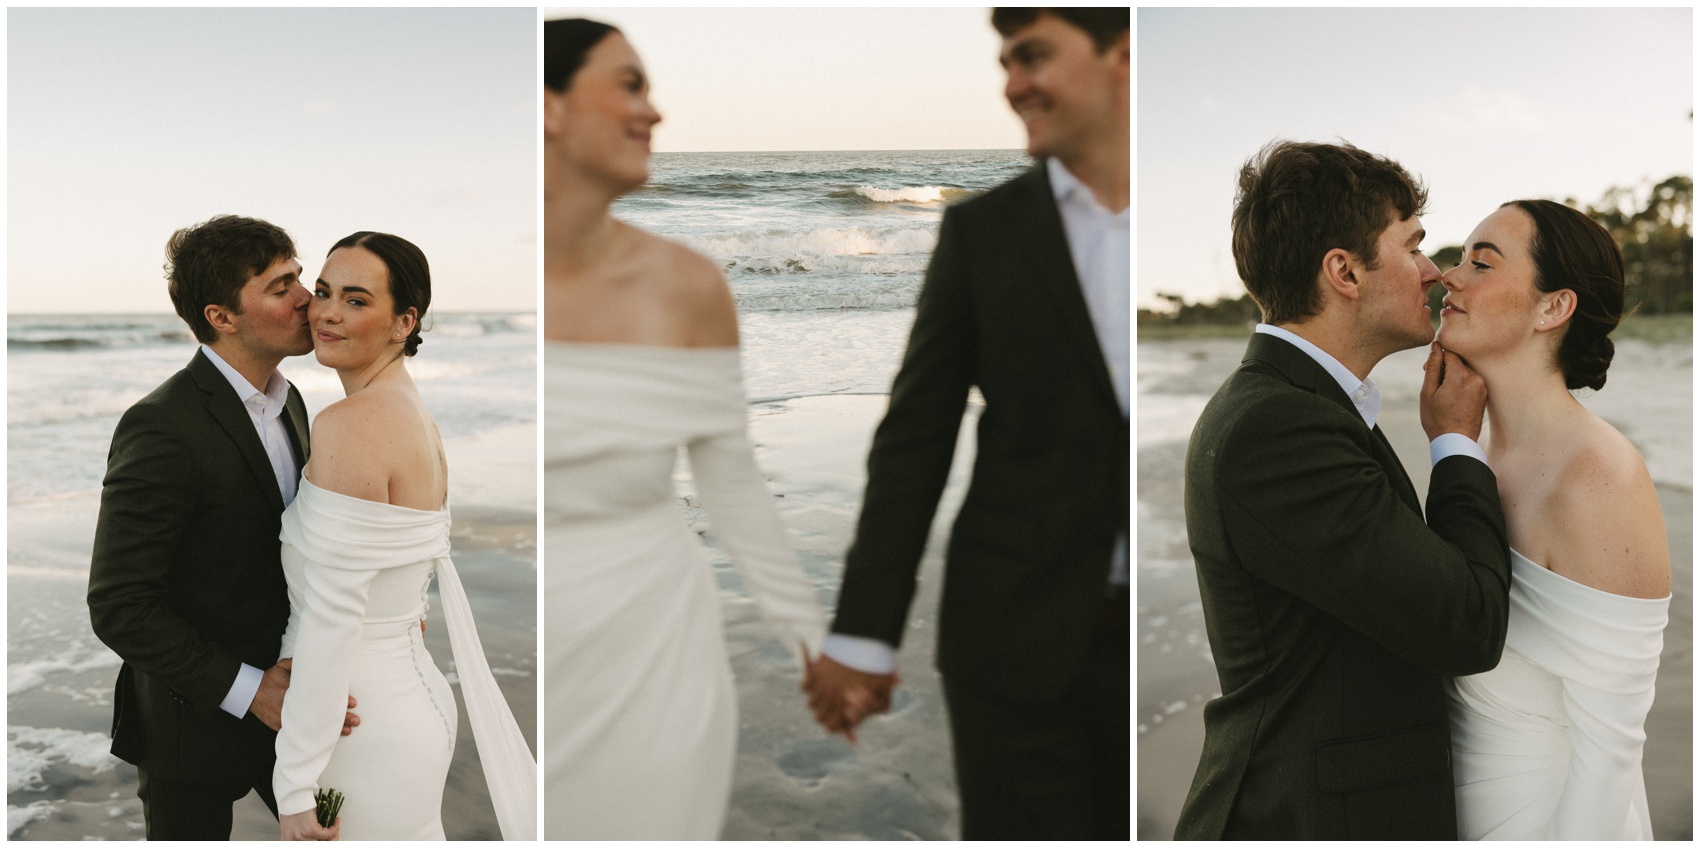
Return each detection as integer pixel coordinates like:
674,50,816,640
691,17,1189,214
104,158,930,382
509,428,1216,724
543,18,826,839
1437,200,1670,839
273,233,535,840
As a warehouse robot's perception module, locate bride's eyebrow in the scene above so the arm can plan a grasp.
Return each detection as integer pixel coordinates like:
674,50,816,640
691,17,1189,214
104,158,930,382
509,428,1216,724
1470,241,1505,257
313,278,376,296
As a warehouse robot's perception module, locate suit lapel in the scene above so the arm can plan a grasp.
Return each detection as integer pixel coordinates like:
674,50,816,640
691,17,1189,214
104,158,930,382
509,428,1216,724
1012,163,1121,418
283,386,311,468
188,351,285,513
1245,334,1421,514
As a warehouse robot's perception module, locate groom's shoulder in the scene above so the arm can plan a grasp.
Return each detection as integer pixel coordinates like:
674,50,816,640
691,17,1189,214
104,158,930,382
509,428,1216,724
948,162,1046,221
119,360,208,429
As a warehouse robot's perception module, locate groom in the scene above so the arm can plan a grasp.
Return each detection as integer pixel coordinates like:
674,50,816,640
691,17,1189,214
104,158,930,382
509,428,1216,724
1174,141,1512,839
88,215,347,840
806,8,1129,840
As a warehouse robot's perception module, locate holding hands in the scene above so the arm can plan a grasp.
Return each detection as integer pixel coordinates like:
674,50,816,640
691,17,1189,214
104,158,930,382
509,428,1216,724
801,648,899,743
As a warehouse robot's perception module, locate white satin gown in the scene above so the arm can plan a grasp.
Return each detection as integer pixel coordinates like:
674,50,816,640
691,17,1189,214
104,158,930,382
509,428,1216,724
1448,549,1669,839
544,342,826,839
274,478,535,840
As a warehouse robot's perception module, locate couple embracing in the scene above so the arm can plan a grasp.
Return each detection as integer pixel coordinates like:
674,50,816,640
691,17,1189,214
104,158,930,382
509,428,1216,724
1178,141,1670,839
545,7,1127,841
86,217,534,840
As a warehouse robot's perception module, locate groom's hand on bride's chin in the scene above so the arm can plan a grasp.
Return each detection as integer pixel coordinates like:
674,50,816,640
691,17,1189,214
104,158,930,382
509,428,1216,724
1420,343,1489,441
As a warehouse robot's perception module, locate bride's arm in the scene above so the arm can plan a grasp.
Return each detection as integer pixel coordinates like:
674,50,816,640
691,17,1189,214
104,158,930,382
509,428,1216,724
688,425,827,663
272,552,377,818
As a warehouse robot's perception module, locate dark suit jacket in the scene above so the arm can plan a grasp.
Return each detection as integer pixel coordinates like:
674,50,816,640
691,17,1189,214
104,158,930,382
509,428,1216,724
88,349,308,783
1174,332,1511,839
831,162,1128,703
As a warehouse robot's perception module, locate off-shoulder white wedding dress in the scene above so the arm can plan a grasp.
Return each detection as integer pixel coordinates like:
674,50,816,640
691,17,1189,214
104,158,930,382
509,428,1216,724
1448,549,1668,839
274,478,535,840
544,342,825,839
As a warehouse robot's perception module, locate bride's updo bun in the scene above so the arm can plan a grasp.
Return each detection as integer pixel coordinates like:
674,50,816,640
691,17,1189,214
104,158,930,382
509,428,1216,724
1501,199,1625,391
327,232,430,357
545,18,617,93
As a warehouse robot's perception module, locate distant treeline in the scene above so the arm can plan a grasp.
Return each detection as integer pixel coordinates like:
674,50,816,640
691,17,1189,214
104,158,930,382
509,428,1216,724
1141,175,1694,327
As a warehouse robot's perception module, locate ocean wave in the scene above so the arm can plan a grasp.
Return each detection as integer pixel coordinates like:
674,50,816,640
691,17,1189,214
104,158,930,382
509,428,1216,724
843,185,976,204
725,254,928,276
8,726,122,796
9,648,121,696
684,226,937,262
733,281,921,312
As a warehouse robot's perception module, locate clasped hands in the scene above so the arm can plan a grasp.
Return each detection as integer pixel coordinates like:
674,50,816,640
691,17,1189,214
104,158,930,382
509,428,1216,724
800,646,899,744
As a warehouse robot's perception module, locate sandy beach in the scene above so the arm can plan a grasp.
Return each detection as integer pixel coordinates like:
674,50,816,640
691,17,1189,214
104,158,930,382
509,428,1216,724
1135,334,1693,840
6,422,537,841
673,393,980,840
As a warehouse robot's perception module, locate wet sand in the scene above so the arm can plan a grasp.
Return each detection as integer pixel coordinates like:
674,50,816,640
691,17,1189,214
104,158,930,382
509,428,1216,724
689,393,981,840
1135,336,1693,840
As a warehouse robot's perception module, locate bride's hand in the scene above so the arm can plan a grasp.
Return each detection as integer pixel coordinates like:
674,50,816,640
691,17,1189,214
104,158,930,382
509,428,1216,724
281,810,339,840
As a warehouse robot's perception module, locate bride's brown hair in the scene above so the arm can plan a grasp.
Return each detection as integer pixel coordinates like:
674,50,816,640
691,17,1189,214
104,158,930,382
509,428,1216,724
1501,199,1626,391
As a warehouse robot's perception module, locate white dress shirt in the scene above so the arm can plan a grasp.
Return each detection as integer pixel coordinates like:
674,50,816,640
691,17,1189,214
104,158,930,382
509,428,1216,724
823,160,1131,675
1252,324,1488,466
201,345,301,718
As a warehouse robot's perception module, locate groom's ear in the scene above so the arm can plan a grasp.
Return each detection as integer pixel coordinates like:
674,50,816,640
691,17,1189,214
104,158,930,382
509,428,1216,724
1535,288,1577,332
204,303,239,337
1320,247,1360,301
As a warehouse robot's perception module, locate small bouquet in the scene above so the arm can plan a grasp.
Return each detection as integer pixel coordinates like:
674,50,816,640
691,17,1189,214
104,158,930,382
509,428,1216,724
313,788,345,829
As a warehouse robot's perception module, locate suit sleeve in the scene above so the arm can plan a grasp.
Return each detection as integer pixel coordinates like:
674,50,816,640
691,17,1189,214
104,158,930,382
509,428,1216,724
272,554,376,817
830,206,975,647
88,401,243,713
1216,393,1511,675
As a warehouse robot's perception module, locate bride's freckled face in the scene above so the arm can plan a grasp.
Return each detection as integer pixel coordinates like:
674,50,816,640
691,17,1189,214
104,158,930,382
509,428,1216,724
1437,206,1542,357
309,246,404,370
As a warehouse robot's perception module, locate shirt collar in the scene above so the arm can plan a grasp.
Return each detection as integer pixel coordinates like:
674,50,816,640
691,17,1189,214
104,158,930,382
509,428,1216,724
201,344,288,414
1046,158,1127,220
1254,324,1380,429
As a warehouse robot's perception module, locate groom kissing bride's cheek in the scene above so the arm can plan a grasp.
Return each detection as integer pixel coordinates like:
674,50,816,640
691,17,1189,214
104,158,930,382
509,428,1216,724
1176,141,1668,840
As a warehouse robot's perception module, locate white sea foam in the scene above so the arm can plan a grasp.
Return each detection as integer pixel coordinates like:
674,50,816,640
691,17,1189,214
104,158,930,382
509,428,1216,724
8,647,121,695
7,725,121,794
7,801,53,838
855,185,946,203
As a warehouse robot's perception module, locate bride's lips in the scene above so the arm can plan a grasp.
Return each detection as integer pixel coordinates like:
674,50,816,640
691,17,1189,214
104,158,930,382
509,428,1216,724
316,329,345,343
1440,297,1465,317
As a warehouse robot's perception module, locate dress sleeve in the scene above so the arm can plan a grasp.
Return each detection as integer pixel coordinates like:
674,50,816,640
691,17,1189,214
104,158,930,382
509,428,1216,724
271,550,377,817
1549,673,1659,838
687,428,827,663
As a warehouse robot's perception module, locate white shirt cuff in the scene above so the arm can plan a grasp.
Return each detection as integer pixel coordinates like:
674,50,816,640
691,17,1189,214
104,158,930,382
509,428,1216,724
1429,432,1488,468
220,662,264,719
822,633,897,675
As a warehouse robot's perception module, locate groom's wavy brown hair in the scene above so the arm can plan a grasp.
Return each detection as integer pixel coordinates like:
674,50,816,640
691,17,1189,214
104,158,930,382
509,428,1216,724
165,215,296,344
1233,140,1428,324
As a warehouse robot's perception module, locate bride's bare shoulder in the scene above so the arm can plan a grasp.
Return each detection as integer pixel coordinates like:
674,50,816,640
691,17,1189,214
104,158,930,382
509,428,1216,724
307,388,416,502
636,229,737,347
1547,419,1670,599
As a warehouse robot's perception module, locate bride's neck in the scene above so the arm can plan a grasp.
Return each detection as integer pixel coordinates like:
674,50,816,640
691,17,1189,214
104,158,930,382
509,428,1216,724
338,351,408,397
1476,348,1581,454
546,170,623,280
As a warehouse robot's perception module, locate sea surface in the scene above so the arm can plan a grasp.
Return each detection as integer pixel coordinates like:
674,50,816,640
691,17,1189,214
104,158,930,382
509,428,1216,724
616,149,1030,400
6,311,536,838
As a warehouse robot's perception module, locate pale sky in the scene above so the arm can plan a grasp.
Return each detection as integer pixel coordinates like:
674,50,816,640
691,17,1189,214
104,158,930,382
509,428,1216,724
8,8,536,315
550,7,1025,152
1139,7,1693,310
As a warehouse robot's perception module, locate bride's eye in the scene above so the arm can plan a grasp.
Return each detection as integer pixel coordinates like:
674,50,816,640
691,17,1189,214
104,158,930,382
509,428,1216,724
1472,261,1490,270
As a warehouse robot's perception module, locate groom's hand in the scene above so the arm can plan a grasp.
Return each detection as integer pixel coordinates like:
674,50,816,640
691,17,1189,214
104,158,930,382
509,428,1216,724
801,651,898,744
251,659,361,735
1420,342,1488,441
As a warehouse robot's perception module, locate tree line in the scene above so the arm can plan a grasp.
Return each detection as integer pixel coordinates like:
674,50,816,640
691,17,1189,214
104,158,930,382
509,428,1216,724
1141,175,1693,327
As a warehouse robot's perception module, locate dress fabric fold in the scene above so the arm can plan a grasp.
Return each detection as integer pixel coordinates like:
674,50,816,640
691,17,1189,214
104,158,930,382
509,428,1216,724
544,342,825,839
1449,549,1668,840
275,477,536,840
